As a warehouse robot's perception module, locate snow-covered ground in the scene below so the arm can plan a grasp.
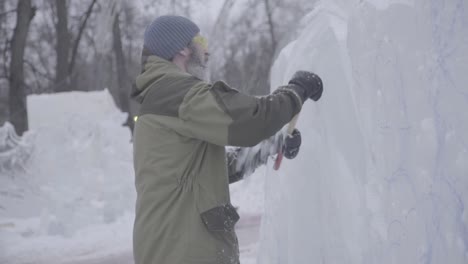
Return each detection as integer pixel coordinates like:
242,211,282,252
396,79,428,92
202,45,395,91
0,90,134,263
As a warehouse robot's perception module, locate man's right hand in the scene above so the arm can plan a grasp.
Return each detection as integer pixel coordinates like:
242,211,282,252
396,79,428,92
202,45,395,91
288,71,323,102
283,129,301,159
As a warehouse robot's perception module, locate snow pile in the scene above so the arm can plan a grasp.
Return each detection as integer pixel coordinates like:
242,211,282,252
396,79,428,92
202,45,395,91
260,0,468,263
0,89,135,263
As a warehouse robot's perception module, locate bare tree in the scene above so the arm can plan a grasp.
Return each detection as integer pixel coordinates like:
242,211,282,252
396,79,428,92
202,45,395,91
54,0,70,91
113,11,133,131
210,0,235,37
0,0,8,125
209,0,314,96
9,0,36,135
0,1,7,79
264,0,277,53
68,0,97,76
0,1,7,26
54,0,96,92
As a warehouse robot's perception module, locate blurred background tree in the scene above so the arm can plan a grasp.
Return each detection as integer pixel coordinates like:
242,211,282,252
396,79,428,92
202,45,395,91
0,0,316,135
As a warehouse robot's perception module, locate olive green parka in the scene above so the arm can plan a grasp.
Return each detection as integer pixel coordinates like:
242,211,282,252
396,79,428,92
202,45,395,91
132,52,301,264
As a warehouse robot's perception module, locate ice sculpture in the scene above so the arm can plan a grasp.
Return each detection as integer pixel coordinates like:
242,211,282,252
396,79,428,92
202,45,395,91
259,0,468,263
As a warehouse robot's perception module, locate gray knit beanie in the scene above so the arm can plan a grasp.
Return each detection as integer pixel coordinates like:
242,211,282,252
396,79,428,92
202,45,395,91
144,15,200,60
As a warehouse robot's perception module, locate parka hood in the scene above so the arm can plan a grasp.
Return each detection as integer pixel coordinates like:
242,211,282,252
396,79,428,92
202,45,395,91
131,53,188,103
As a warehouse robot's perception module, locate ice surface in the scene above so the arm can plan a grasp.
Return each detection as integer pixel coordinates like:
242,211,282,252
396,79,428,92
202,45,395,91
260,0,468,263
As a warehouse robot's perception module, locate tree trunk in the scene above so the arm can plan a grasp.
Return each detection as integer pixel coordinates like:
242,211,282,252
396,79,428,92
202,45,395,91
264,0,277,53
68,0,97,76
112,13,133,131
9,0,35,135
0,1,5,27
54,0,70,92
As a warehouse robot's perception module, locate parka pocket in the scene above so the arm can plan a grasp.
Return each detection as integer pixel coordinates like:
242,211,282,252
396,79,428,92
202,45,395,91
200,204,240,232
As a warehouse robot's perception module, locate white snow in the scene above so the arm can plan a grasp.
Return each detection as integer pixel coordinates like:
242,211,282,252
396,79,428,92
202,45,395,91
0,90,136,263
260,0,468,263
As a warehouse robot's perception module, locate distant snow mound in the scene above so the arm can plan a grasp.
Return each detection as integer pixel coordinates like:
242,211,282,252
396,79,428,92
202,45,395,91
1,89,135,240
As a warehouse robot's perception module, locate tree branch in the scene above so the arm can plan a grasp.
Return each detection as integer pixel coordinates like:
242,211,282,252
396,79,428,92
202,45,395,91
0,9,17,18
264,0,277,53
2,38,10,82
211,0,234,38
24,59,53,81
68,0,97,75
23,59,46,93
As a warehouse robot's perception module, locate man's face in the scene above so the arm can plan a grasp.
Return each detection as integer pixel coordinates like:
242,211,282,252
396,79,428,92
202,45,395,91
186,34,209,80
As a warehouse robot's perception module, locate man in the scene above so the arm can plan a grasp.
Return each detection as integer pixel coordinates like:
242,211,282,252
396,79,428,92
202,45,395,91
132,15,323,264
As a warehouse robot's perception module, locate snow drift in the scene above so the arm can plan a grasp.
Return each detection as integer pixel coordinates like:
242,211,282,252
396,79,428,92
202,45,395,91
0,90,135,263
260,0,468,263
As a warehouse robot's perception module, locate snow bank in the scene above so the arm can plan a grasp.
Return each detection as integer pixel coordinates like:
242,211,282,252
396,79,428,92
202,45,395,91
0,90,135,263
260,0,468,263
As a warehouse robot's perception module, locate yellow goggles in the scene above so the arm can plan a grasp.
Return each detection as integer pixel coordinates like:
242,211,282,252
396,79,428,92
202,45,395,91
193,35,208,50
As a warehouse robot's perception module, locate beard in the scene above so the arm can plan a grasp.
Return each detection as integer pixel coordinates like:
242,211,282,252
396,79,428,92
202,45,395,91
186,44,208,81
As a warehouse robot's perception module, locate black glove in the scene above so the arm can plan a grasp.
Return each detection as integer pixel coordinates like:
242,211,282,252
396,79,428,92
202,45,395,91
283,129,301,159
288,71,323,102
